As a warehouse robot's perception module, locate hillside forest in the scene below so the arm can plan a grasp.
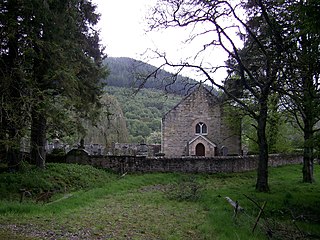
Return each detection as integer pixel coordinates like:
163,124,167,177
78,57,306,155
82,57,188,147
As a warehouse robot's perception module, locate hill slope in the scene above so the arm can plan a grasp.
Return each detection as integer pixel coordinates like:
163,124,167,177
104,87,181,143
103,57,200,95
98,57,219,144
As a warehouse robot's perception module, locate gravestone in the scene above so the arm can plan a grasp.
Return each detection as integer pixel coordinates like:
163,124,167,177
221,146,228,156
66,148,90,164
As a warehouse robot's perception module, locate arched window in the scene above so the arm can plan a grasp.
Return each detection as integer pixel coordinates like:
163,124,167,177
195,122,207,135
196,124,201,134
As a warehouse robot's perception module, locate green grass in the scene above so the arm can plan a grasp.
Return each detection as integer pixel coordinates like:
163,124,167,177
0,163,319,239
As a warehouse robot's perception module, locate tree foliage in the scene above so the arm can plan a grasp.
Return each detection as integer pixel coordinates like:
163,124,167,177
0,0,106,169
83,94,129,148
105,87,181,144
277,0,320,183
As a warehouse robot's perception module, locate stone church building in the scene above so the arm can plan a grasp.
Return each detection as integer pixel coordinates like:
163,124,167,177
161,85,241,157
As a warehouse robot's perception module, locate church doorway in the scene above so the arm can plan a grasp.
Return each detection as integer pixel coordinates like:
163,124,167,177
195,143,205,156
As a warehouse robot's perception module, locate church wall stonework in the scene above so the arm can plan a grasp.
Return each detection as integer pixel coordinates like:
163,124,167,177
162,86,241,157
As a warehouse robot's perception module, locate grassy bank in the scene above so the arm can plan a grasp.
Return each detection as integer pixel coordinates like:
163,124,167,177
0,163,319,239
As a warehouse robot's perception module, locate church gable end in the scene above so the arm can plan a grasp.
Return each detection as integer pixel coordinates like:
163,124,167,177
162,85,241,157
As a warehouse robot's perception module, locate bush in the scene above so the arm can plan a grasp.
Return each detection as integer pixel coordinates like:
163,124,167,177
46,149,66,163
0,163,114,201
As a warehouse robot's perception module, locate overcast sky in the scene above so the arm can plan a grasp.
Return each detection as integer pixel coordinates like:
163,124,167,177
93,0,157,58
92,0,229,82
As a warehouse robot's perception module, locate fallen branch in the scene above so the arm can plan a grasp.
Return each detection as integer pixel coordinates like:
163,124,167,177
243,195,272,236
225,197,244,217
119,172,128,178
243,194,262,210
252,201,267,233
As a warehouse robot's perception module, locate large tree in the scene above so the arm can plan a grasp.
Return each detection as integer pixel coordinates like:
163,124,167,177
226,0,320,183
0,0,32,170
147,0,291,192
280,0,320,183
0,0,106,168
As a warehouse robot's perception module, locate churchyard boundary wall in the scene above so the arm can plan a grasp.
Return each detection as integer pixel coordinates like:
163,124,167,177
66,149,302,174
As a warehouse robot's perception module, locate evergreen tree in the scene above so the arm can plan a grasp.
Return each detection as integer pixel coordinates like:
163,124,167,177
0,0,106,168
0,0,32,170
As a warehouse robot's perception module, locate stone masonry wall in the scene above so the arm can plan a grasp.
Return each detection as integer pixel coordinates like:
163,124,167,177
66,150,302,174
161,86,241,157
162,86,222,157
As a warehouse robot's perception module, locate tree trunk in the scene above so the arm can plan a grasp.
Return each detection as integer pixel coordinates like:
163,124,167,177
7,127,20,172
30,107,46,169
302,119,314,183
0,108,9,163
255,97,270,192
300,32,315,183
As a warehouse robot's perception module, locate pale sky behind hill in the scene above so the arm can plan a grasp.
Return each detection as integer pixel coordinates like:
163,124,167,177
92,0,230,82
